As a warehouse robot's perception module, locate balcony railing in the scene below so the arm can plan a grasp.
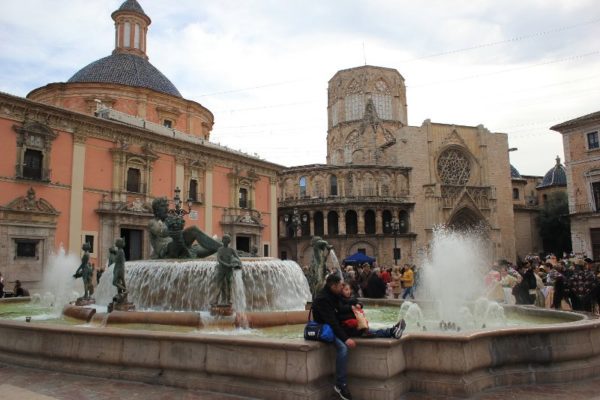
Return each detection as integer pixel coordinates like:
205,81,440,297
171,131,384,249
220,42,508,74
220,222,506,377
279,194,410,207
221,207,262,225
570,203,599,214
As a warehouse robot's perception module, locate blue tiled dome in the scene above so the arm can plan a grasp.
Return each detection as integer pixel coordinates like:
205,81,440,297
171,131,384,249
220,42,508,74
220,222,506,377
537,156,567,189
67,54,181,97
115,0,147,16
510,164,522,179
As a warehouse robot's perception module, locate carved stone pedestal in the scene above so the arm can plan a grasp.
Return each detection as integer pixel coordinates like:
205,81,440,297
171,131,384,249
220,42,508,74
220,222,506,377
107,292,135,313
108,302,136,313
75,298,96,306
210,303,233,317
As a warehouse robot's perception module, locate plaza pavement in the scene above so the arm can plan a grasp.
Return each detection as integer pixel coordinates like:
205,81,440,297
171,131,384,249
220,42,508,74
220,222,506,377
1,362,600,400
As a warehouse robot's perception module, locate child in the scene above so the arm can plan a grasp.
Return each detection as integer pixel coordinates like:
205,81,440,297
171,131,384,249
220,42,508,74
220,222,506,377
338,283,367,336
338,283,406,339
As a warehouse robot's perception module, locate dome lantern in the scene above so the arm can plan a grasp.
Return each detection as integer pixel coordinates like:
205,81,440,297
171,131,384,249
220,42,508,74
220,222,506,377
111,0,151,60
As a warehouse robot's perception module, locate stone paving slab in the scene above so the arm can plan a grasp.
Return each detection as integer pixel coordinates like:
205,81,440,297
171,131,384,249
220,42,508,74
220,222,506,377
3,362,600,400
0,384,58,400
400,378,600,400
0,363,256,400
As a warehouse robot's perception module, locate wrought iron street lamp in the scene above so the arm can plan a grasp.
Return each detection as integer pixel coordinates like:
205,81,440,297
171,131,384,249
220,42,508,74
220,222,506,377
284,207,307,261
169,186,194,218
385,216,405,265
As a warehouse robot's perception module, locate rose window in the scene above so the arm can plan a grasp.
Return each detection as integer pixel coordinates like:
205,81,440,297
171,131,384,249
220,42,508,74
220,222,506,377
437,148,471,186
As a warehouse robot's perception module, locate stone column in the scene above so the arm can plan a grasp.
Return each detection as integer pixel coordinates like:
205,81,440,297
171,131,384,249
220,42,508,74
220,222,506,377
270,178,278,256
175,162,184,194
323,210,329,236
358,208,365,234
376,209,383,234
338,208,346,235
68,131,86,253
309,210,315,237
204,165,214,235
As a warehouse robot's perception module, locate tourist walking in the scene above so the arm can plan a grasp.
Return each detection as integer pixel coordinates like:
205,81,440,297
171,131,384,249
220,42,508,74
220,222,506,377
391,266,403,299
401,264,415,299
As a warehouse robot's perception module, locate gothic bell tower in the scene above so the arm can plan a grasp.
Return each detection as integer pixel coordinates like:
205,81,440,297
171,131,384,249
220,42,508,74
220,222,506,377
326,66,408,166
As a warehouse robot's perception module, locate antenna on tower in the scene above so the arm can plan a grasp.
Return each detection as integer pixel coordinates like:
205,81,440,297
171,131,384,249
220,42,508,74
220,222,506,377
362,42,367,65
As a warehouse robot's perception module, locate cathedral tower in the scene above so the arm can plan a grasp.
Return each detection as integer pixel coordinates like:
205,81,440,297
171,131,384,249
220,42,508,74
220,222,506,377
326,66,408,166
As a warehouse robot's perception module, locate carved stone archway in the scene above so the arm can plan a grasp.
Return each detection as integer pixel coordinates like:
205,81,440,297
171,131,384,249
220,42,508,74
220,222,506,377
447,207,484,231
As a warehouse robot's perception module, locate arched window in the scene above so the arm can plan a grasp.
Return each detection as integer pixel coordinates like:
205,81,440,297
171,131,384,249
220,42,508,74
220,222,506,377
299,176,307,198
382,210,392,234
301,212,310,236
399,210,409,234
314,211,324,236
189,179,198,202
124,22,131,48
134,23,140,49
327,211,339,235
345,210,358,234
126,167,141,193
364,210,376,234
346,173,354,196
239,187,248,208
330,175,338,196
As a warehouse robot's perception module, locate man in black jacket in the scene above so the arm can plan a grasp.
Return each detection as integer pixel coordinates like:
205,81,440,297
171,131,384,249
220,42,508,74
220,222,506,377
312,274,355,400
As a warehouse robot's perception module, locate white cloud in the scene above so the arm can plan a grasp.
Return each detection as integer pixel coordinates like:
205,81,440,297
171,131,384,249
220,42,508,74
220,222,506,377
1,0,599,175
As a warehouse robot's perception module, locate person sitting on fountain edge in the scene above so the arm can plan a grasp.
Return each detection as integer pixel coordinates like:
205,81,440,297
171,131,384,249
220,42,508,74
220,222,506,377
338,282,406,339
311,274,407,400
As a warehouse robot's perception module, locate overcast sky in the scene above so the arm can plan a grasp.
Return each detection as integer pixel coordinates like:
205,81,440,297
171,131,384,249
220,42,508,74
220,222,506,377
1,0,599,176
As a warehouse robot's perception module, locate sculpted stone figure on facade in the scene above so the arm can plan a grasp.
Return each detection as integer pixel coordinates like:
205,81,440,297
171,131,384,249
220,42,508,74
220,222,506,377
148,197,221,259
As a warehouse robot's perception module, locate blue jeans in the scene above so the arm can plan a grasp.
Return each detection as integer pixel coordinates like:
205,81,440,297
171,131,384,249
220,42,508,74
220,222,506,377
333,337,349,387
365,327,394,338
402,286,414,299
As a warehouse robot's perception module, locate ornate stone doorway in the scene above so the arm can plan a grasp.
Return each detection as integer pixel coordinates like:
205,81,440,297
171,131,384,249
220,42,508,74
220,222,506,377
447,207,484,231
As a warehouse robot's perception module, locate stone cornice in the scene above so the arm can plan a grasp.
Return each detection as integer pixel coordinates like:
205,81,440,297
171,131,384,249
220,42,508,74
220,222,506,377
0,92,283,176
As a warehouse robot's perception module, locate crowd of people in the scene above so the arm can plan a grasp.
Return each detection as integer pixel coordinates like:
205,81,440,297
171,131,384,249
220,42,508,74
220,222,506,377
485,254,600,313
304,262,419,301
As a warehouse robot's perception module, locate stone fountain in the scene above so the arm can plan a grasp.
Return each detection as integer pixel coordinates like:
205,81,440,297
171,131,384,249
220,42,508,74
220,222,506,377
0,218,599,399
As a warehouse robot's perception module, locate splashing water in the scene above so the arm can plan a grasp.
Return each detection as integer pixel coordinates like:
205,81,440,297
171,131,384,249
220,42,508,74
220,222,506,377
398,301,424,327
232,269,246,313
33,246,81,313
328,250,343,281
419,227,495,323
96,258,311,311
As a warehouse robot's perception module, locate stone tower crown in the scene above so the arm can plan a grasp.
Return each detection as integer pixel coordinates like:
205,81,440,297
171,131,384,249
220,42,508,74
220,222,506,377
111,0,151,60
326,66,407,166
327,65,408,129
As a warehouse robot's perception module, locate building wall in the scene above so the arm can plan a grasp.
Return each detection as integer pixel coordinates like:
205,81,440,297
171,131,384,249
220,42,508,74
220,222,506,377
553,114,600,257
28,83,213,139
0,92,280,289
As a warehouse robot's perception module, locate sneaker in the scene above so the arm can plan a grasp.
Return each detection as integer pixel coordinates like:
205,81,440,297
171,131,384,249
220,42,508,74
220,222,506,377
334,384,353,400
392,319,406,339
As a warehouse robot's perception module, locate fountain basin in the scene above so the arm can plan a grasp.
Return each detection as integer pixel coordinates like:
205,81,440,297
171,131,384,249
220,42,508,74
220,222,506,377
1,298,599,399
